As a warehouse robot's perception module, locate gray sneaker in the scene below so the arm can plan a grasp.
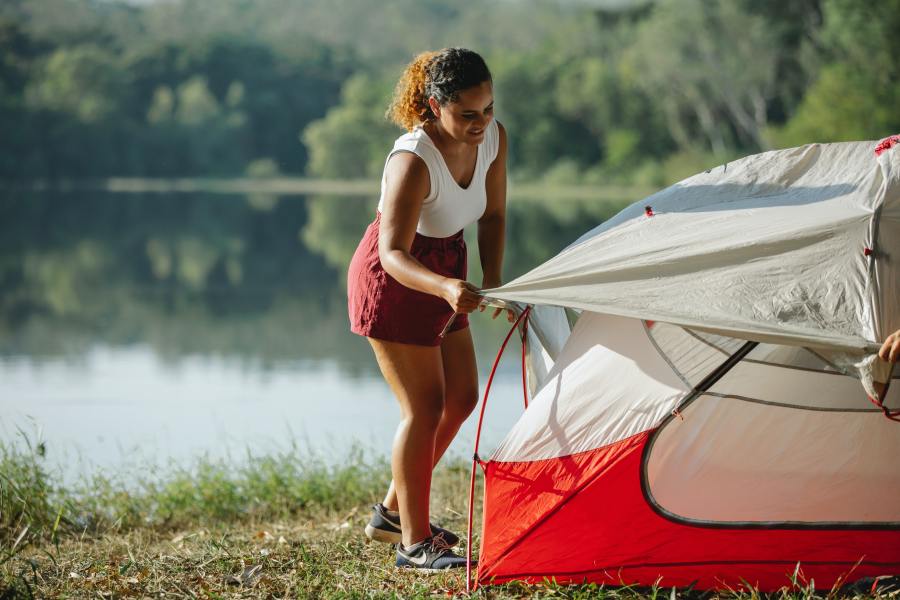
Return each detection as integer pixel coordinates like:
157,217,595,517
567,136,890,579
363,503,460,546
395,533,471,572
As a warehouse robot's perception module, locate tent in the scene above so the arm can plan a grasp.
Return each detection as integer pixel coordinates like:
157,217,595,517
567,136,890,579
472,136,900,592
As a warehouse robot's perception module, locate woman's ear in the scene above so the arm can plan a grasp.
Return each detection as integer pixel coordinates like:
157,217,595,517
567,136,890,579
428,96,441,118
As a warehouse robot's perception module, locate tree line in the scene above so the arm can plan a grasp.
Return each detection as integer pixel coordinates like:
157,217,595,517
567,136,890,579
1,0,898,183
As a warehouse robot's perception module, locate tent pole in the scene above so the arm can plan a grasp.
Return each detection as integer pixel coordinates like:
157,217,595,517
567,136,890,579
676,340,758,411
521,314,529,410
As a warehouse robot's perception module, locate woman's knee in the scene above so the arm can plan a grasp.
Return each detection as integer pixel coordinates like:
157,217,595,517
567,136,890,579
406,390,445,430
445,386,479,420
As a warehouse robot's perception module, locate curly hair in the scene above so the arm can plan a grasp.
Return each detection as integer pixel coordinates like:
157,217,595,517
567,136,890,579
386,48,492,132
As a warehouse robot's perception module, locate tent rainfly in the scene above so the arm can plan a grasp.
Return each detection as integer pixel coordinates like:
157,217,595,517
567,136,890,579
473,136,900,592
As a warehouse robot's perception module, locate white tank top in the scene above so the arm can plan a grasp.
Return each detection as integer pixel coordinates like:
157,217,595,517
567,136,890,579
377,118,500,238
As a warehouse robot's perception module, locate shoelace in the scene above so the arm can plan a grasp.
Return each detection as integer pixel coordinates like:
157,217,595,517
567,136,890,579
427,532,452,553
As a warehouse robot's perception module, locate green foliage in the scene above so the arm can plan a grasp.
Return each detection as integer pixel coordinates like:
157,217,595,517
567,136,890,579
245,158,280,179
25,44,125,122
771,0,900,146
604,129,642,171
658,150,736,185
541,159,583,187
626,0,779,153
493,50,602,177
302,74,397,179
772,64,889,146
0,0,895,182
821,0,900,81
0,2,349,178
0,17,34,98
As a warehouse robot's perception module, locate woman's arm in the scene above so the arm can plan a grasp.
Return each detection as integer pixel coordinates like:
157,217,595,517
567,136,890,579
378,152,481,314
478,121,508,290
478,122,513,321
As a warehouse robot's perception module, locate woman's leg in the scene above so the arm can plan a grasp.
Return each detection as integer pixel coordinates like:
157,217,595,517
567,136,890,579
369,338,445,547
381,327,479,512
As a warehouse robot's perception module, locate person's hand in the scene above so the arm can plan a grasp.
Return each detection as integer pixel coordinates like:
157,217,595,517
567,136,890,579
440,279,482,314
478,302,516,323
879,329,900,363
478,279,515,322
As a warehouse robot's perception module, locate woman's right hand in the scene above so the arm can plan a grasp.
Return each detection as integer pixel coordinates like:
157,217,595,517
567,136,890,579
441,279,483,314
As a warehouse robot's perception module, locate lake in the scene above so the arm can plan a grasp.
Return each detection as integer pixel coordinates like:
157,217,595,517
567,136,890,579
0,187,631,487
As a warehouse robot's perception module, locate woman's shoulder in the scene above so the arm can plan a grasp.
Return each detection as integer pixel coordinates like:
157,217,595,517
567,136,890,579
393,126,436,149
391,127,441,159
383,149,431,190
384,127,439,203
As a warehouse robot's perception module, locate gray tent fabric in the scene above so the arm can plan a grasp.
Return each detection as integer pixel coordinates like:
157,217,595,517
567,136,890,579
486,140,899,396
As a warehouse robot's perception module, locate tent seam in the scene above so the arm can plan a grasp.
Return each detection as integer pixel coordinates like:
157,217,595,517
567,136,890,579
485,558,900,582
642,320,693,389
486,428,652,467
704,391,889,413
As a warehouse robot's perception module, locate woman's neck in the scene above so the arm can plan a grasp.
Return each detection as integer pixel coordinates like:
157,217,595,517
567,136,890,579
423,121,469,157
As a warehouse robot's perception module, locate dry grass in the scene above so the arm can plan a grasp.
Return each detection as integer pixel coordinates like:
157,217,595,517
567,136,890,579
1,435,894,599
6,507,471,597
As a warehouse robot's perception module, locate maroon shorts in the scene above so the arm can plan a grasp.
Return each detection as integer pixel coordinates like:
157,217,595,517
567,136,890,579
347,213,468,346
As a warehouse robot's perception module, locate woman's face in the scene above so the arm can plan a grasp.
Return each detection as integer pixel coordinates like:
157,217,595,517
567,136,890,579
430,81,494,146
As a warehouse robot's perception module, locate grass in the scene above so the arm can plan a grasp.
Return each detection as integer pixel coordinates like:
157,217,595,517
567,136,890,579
0,432,894,599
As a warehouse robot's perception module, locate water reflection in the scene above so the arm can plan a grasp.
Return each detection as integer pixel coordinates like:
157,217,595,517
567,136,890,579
0,189,630,482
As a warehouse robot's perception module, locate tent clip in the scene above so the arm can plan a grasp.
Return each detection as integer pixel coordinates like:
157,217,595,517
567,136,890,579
863,247,874,257
869,389,900,423
644,205,654,217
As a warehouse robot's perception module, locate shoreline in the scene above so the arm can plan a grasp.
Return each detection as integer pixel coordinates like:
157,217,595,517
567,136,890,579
0,177,657,201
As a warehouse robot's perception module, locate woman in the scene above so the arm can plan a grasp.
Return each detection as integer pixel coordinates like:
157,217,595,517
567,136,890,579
347,48,510,571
